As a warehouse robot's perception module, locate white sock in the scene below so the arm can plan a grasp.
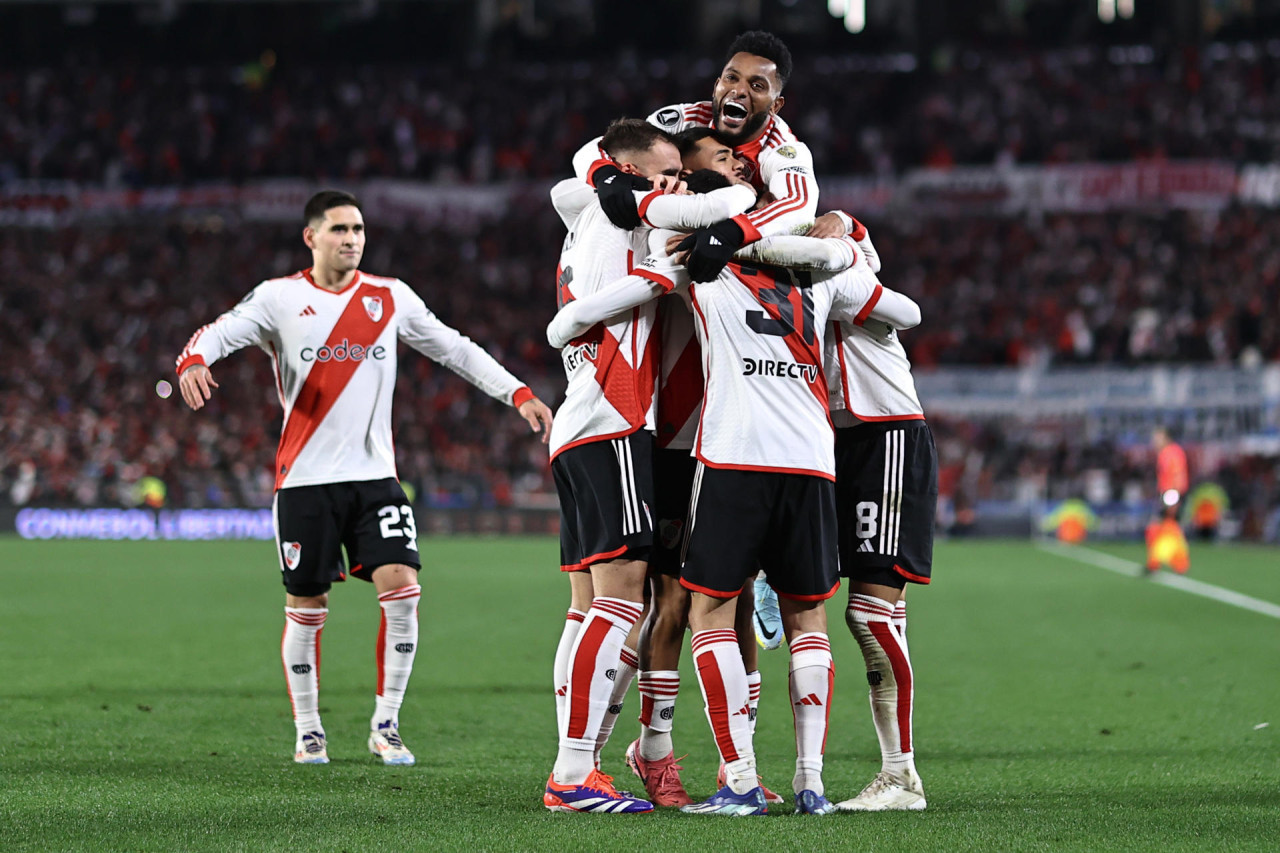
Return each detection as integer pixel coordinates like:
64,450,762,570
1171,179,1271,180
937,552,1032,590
788,632,833,796
638,670,680,761
554,609,586,736
373,584,420,727
594,645,638,765
691,629,755,794
847,594,917,778
554,597,644,784
282,607,327,734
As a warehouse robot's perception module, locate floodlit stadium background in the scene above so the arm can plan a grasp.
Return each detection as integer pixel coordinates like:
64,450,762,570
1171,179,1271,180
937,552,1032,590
2,0,1279,542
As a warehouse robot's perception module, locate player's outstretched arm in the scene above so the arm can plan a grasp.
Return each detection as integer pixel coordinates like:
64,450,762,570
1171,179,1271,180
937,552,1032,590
735,234,858,272
546,274,668,349
178,364,220,411
517,396,554,444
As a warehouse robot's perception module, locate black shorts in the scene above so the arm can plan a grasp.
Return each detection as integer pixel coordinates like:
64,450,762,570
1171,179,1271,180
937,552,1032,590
273,478,421,597
651,447,698,578
552,431,655,572
681,463,839,601
835,420,937,585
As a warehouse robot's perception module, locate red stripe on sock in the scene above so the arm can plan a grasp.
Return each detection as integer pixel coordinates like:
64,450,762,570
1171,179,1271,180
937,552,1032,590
566,616,612,740
375,608,387,697
869,620,913,754
695,647,739,764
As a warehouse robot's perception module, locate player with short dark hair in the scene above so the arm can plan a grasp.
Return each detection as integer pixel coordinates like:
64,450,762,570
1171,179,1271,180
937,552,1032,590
623,135,785,808
176,190,552,766
543,124,758,814
572,30,817,282
798,212,933,811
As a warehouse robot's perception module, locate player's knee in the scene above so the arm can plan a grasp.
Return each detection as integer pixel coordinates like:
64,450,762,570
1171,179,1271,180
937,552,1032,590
370,562,420,593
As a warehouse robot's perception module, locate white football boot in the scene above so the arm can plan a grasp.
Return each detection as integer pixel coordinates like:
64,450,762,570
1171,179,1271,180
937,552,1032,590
835,769,927,811
368,721,416,766
294,730,329,764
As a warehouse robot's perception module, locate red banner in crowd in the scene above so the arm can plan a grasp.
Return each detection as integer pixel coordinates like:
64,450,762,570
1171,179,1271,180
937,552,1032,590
0,161,1263,227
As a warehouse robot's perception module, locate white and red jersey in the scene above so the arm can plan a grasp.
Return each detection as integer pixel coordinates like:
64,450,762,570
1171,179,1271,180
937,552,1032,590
646,102,819,241
827,319,925,425
549,184,756,459
684,259,881,479
176,269,531,491
549,200,661,459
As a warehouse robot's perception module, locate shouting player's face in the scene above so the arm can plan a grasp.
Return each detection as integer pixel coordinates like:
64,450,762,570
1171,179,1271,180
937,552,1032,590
682,137,751,185
306,205,366,275
712,52,785,145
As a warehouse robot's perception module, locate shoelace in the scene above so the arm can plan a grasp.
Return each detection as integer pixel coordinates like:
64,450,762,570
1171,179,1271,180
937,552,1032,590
654,760,688,797
302,734,325,754
380,728,405,748
582,772,621,797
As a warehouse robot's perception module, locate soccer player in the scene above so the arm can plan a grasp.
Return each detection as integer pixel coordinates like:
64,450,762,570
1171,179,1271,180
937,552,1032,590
624,129,782,807
548,183,921,816
574,31,816,284
175,190,552,766
803,212,934,812
544,121,758,814
1145,426,1190,574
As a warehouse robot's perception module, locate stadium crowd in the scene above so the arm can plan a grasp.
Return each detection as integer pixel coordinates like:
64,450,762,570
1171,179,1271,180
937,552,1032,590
4,40,1280,186
3,37,1279,535
3,205,1278,522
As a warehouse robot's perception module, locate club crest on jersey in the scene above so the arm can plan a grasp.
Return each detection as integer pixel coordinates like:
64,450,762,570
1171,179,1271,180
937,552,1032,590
776,145,798,159
362,295,383,323
282,541,302,570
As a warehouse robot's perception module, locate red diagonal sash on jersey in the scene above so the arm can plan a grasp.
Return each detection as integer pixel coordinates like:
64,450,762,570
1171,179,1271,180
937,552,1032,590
274,280,394,489
657,335,702,448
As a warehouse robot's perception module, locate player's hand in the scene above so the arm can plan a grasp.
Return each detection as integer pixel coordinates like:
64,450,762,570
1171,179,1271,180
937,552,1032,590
593,164,648,230
518,398,554,444
665,230,696,257
848,217,881,273
649,174,688,195
178,364,219,411
675,218,745,282
805,212,848,240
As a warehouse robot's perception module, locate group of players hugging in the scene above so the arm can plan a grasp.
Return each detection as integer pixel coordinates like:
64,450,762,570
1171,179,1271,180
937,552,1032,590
541,31,937,816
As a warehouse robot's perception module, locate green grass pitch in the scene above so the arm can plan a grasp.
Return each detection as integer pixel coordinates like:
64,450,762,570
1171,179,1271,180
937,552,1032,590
1,536,1277,851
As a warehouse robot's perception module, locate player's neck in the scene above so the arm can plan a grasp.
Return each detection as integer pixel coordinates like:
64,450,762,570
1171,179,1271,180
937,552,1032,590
311,266,358,292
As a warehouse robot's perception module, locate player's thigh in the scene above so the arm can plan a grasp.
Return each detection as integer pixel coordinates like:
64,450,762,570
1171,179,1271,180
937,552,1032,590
273,484,346,596
651,446,699,580
343,479,422,582
680,464,772,598
759,474,840,602
552,432,655,573
835,421,937,585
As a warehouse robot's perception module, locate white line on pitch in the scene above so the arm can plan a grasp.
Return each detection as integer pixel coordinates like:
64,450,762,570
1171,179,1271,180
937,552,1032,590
1036,541,1280,621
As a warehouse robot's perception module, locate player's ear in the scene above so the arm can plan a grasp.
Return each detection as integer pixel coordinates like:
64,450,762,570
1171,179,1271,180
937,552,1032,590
302,226,316,250
618,162,643,178
771,94,785,115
